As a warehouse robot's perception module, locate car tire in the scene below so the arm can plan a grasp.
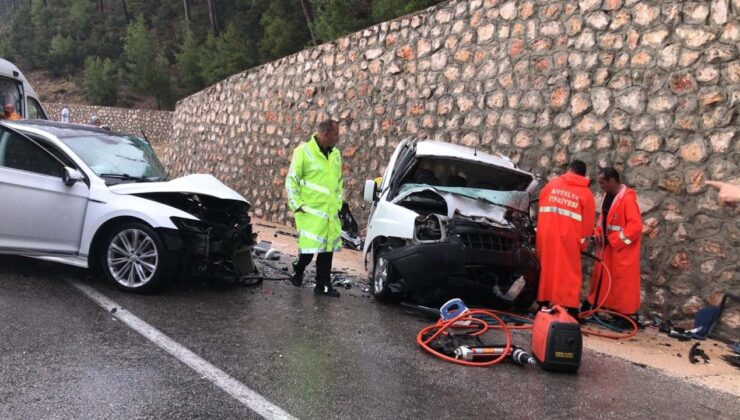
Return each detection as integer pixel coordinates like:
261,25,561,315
371,248,397,303
100,222,172,293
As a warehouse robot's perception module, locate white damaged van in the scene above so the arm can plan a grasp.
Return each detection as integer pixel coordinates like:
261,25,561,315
0,58,47,119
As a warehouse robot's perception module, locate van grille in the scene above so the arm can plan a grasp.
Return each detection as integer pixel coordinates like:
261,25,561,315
459,232,514,252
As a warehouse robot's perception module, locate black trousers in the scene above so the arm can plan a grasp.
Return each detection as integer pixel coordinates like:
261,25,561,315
296,252,333,286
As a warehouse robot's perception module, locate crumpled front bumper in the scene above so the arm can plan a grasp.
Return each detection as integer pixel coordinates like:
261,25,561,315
381,240,539,305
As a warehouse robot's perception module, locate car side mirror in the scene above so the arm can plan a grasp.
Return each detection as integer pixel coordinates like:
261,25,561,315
62,167,83,186
363,179,379,203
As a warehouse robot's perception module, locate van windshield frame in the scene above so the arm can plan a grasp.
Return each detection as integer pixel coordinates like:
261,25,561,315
0,76,24,116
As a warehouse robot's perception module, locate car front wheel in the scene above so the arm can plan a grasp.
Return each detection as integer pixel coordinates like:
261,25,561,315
371,248,397,303
100,222,171,292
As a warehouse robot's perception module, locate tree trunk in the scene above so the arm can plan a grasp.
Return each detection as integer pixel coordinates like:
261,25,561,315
121,0,129,24
182,0,191,28
97,0,104,14
299,0,319,45
207,0,219,36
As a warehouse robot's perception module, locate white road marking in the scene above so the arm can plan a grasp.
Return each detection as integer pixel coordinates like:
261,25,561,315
69,280,298,420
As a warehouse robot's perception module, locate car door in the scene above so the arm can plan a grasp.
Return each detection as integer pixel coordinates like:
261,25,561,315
0,125,89,255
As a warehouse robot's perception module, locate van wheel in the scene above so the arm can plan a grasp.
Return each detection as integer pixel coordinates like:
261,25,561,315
371,248,397,303
100,222,171,293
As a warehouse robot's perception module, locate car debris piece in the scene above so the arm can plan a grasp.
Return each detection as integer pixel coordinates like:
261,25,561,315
721,354,740,369
688,343,710,364
264,248,280,260
254,240,273,254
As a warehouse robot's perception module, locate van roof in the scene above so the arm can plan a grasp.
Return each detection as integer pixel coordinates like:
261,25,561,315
0,58,40,98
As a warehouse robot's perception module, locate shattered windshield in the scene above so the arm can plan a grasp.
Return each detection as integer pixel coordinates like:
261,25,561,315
61,133,167,182
404,156,532,191
398,183,530,212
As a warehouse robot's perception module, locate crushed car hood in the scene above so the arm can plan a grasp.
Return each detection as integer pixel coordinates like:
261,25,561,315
109,174,248,203
395,185,530,225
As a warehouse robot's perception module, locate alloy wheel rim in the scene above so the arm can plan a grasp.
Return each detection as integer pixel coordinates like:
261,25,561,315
107,229,158,287
374,257,388,293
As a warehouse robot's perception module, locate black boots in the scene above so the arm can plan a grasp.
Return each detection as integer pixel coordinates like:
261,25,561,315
314,284,341,298
290,261,304,287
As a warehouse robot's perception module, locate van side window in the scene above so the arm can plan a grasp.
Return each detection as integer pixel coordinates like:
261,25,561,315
0,127,63,177
27,97,47,120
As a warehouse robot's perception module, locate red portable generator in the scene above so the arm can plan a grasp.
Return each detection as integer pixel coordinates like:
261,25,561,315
531,305,582,373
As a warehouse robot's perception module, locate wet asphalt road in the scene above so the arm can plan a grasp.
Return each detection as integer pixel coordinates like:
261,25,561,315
1,255,739,420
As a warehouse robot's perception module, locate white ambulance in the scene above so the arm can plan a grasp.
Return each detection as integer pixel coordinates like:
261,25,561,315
0,58,47,119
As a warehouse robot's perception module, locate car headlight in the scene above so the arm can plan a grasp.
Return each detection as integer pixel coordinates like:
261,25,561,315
414,214,445,242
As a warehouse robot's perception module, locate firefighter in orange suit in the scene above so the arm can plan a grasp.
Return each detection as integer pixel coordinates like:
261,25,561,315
536,160,596,317
588,167,643,316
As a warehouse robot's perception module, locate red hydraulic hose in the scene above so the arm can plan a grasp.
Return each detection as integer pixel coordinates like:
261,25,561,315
416,309,512,367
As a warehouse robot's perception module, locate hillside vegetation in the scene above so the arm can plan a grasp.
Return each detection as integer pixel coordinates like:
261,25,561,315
0,0,442,110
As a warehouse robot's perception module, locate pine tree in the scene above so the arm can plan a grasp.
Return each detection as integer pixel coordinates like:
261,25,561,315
313,0,372,42
176,27,204,94
83,57,118,106
48,34,76,76
259,0,311,61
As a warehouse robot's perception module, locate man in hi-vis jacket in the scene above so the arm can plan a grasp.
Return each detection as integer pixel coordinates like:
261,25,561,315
588,167,643,318
285,119,343,297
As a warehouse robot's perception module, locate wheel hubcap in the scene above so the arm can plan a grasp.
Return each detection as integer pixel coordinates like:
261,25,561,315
374,257,388,293
107,229,158,287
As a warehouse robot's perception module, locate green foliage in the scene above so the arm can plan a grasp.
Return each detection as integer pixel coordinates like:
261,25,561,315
0,0,444,107
123,16,158,94
372,0,442,22
260,0,311,61
313,0,373,42
176,28,204,94
83,57,118,106
123,16,175,109
49,34,77,77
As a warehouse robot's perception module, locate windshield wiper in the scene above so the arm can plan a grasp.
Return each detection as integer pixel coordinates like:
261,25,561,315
99,173,163,182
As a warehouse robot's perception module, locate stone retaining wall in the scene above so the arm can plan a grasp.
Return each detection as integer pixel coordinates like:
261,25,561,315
44,103,173,144
162,0,739,328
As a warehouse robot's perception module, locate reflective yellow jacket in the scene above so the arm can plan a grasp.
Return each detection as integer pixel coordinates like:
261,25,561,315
285,135,343,254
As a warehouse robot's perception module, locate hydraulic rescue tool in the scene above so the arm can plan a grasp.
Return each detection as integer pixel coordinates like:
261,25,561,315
531,305,582,373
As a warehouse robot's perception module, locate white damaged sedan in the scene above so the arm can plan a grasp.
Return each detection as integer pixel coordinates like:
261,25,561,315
0,120,255,292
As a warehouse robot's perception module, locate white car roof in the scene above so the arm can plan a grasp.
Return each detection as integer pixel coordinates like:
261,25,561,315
415,139,530,175
0,58,39,98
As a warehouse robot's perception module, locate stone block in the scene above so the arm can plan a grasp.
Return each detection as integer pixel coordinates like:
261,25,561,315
668,73,697,95
616,87,646,114
655,153,678,170
599,32,623,50
500,1,518,20
699,87,725,108
708,131,735,153
711,0,729,25
647,94,677,113
696,65,720,84
550,85,571,110
682,3,709,24
574,113,606,134
679,137,708,163
610,10,630,30
633,2,660,27
641,27,669,48
721,21,739,43
676,25,717,48
570,93,591,117
685,168,707,194
585,11,609,30
657,44,679,70
705,44,736,63
477,23,495,42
